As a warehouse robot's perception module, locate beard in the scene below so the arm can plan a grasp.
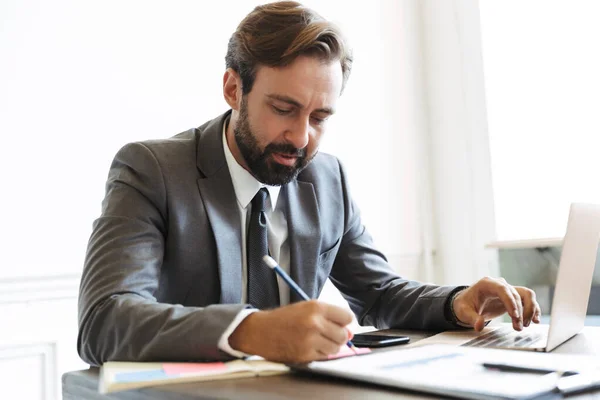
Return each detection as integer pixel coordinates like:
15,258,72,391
234,97,315,186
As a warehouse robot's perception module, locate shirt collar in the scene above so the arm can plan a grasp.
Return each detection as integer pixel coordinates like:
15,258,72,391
222,116,280,210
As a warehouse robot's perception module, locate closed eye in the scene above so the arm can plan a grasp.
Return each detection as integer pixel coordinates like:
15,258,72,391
272,106,292,115
311,116,325,125
311,115,329,125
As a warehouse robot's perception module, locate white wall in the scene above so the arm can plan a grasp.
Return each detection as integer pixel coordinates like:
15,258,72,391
0,0,428,281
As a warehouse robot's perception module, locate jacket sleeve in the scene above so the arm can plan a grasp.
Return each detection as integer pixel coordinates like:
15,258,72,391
77,142,247,366
328,159,460,331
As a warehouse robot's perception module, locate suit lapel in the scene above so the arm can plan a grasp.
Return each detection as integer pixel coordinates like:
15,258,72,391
196,111,243,304
194,111,323,305
285,180,321,302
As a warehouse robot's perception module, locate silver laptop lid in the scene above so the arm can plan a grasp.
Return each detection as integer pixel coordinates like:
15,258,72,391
546,203,600,351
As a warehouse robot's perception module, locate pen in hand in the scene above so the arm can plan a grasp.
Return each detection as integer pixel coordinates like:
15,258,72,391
262,255,359,354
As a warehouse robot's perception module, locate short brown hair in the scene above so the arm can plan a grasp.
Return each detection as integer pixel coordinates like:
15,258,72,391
225,1,352,95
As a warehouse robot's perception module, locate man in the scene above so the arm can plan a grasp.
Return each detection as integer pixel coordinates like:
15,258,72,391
77,1,541,366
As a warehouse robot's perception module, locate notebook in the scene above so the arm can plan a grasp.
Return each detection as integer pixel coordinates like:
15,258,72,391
99,346,371,393
433,202,600,352
99,358,290,393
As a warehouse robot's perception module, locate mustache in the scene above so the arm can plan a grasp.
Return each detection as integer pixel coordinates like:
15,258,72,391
264,142,306,158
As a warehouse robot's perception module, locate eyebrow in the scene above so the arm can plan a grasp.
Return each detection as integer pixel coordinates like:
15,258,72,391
266,94,335,115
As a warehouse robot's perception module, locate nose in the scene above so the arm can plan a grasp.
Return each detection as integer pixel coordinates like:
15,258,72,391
285,117,311,150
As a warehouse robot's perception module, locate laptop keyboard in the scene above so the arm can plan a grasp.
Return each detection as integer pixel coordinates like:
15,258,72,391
462,326,545,348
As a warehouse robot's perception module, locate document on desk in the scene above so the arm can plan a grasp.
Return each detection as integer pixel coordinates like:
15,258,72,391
298,344,600,400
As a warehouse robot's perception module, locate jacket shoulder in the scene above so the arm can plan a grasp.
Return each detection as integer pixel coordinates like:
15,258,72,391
139,127,198,152
112,128,198,165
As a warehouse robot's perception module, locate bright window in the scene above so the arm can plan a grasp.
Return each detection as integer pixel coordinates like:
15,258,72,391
480,1,600,241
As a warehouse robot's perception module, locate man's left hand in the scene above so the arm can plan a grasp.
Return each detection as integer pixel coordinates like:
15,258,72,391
452,277,542,332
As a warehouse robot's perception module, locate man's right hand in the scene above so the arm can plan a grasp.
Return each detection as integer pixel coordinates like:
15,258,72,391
228,300,354,363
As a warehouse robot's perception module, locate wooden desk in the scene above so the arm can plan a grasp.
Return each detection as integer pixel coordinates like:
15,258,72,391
62,327,600,400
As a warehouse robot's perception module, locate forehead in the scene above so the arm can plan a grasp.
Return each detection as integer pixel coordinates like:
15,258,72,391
252,56,343,107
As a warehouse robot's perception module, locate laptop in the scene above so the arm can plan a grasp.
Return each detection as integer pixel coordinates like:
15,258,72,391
443,202,600,352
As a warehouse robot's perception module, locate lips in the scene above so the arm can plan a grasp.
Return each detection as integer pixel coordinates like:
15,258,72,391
271,152,298,167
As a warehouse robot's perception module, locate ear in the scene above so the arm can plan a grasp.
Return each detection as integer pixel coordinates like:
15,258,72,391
223,68,242,111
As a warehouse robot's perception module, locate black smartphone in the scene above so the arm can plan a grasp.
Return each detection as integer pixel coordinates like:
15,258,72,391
351,334,410,348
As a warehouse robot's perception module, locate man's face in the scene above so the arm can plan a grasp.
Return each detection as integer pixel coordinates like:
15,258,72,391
233,55,343,185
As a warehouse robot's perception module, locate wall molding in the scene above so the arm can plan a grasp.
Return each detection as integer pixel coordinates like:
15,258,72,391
0,274,80,304
0,341,57,400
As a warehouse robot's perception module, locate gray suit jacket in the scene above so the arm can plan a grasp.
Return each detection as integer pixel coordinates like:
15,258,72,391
77,111,461,366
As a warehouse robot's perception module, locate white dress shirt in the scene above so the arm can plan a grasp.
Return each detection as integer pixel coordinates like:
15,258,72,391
217,117,292,357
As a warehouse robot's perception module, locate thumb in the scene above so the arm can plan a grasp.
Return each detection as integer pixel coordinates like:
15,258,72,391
346,328,354,341
456,306,480,329
473,315,486,332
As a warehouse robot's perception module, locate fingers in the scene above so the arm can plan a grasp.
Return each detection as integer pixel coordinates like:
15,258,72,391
315,348,331,360
239,301,357,364
506,282,524,331
517,287,541,327
507,284,523,331
460,277,520,330
319,316,351,346
321,302,354,326
490,278,520,327
296,333,340,363
298,305,350,361
314,303,353,356
313,335,343,357
532,304,542,323
297,301,353,360
472,278,523,320
469,277,543,331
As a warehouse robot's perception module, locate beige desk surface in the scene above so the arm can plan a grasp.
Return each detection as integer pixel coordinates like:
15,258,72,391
62,327,600,400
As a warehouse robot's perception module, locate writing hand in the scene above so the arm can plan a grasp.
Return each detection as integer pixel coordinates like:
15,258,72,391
452,277,542,332
229,300,354,363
